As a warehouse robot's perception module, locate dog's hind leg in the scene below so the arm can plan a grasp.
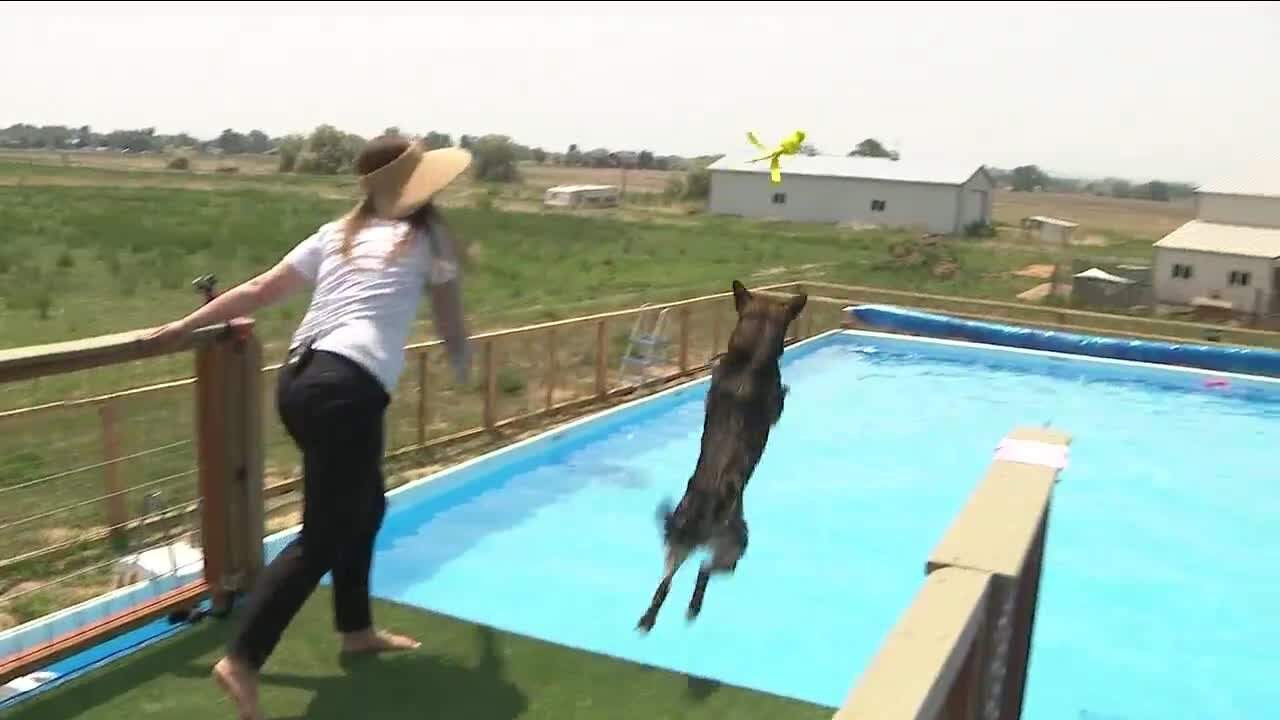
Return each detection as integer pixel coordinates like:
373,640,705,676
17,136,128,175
686,526,746,622
637,545,689,633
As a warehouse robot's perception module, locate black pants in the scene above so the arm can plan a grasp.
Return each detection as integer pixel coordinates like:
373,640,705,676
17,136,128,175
227,348,391,670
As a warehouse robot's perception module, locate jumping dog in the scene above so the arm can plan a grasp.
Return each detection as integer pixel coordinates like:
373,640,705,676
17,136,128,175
637,280,806,632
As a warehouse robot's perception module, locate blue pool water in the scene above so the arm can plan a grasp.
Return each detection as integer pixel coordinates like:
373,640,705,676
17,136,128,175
364,331,1276,715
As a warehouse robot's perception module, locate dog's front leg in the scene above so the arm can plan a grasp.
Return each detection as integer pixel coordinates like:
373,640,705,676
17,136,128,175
638,545,689,633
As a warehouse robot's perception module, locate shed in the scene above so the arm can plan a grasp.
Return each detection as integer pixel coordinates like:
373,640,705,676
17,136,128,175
543,184,619,209
707,154,993,234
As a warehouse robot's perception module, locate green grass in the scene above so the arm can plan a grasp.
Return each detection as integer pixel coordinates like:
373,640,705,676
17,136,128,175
4,589,834,720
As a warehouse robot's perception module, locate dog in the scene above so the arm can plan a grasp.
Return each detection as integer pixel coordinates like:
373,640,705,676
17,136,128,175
636,280,806,632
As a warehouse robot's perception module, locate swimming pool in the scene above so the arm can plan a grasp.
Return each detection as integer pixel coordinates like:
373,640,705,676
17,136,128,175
302,328,1278,718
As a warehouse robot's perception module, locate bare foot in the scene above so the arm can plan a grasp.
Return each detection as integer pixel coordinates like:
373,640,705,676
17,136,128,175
212,656,262,720
340,628,421,656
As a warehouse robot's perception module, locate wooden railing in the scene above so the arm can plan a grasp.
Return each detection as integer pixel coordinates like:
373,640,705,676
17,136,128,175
834,426,1068,720
0,321,264,685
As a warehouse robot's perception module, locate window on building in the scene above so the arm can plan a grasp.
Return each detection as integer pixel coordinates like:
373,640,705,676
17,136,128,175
771,192,787,204
1171,263,1194,279
1228,270,1252,287
870,199,887,212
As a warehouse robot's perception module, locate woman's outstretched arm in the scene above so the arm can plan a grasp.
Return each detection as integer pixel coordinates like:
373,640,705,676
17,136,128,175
144,259,309,343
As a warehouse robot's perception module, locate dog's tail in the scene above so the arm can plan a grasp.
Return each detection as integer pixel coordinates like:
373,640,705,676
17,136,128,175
655,497,676,533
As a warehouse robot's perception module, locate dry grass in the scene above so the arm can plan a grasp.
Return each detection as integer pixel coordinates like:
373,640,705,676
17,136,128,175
993,190,1194,240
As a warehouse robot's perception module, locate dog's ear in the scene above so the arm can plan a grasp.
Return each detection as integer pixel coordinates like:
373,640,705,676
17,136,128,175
732,280,751,313
786,293,808,319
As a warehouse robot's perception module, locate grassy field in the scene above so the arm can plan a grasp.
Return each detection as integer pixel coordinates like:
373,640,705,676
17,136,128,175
5,588,834,719
0,151,1174,630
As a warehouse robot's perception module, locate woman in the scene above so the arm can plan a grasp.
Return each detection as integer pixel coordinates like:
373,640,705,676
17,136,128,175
146,135,473,720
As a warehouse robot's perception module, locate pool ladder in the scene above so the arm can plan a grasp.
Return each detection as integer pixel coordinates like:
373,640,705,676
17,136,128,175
619,305,672,386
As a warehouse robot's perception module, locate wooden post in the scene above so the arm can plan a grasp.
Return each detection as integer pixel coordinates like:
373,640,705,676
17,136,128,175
233,329,264,587
194,321,265,614
99,398,128,541
545,327,558,411
678,305,691,372
711,301,723,358
416,351,429,446
482,339,497,433
594,319,608,399
194,336,232,614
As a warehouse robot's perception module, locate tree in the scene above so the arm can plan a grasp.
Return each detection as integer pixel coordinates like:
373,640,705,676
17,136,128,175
245,130,271,154
459,135,476,149
383,126,401,137
217,129,247,154
296,125,361,174
1010,165,1049,192
422,131,452,150
1144,180,1170,202
471,135,519,183
1111,179,1133,199
565,144,582,166
799,143,820,157
684,168,711,200
848,138,893,158
637,150,655,169
531,147,548,164
277,134,304,172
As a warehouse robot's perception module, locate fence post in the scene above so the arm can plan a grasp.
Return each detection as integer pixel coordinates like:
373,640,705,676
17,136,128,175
99,398,128,544
594,319,608,399
711,300,723,358
416,351,429,446
194,320,265,615
482,338,497,433
545,326,558,411
678,305,691,372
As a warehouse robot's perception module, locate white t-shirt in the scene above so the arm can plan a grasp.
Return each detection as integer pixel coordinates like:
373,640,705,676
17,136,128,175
282,217,457,393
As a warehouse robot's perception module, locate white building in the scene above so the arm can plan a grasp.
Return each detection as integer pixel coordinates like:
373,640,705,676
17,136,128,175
707,154,994,234
543,184,619,209
1153,169,1280,315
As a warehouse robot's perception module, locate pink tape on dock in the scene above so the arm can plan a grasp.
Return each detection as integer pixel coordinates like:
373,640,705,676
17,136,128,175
994,438,1069,470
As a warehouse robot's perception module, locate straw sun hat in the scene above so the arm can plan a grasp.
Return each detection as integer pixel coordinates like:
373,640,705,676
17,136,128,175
359,140,472,219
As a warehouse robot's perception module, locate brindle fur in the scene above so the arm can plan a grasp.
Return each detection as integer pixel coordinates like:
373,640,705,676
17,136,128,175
637,280,806,632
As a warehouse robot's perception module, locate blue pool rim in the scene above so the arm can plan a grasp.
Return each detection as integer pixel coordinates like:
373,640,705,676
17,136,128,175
4,322,1278,708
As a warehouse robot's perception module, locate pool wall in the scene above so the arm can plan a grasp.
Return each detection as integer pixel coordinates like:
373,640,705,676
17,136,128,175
849,304,1280,378
836,424,1070,720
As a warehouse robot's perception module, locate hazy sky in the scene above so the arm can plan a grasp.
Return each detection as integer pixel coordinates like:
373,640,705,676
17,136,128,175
3,1,1277,183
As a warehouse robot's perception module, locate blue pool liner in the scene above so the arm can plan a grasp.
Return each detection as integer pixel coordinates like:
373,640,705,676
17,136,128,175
848,304,1280,378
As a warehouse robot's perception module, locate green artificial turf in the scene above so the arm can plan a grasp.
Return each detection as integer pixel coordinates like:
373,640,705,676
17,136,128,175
5,589,834,719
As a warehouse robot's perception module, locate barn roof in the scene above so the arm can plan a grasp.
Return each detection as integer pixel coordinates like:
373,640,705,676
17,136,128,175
1196,163,1280,198
1153,220,1280,259
706,154,990,187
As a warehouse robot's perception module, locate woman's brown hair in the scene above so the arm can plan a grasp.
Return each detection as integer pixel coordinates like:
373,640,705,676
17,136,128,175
340,135,469,268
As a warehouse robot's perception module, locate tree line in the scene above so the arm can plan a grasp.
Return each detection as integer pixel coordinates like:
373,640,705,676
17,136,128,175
989,164,1195,203
0,123,697,183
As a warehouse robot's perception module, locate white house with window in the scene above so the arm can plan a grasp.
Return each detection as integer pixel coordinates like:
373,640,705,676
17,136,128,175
1153,169,1280,315
706,154,993,234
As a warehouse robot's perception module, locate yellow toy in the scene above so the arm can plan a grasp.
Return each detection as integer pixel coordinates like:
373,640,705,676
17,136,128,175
746,130,806,183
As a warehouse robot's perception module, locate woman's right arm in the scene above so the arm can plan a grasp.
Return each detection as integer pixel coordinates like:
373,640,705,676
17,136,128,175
429,278,470,383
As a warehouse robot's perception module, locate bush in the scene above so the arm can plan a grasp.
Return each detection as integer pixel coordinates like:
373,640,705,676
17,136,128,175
215,164,240,174
683,168,711,200
166,156,191,171
55,249,74,269
497,367,525,396
471,135,520,183
963,221,997,238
